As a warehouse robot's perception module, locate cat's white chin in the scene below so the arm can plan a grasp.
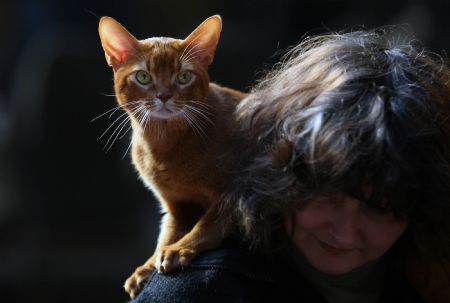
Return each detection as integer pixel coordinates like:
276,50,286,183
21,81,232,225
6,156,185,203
149,100,182,119
151,107,181,119
151,112,181,119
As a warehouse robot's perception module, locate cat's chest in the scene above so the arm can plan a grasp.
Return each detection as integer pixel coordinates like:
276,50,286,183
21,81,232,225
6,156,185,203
131,141,221,206
131,137,220,185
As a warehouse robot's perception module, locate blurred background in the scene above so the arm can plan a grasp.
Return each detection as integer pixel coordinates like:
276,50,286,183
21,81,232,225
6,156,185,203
0,0,449,302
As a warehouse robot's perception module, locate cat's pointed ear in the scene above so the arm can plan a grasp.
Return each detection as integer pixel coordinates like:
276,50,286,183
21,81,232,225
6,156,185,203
99,17,140,70
183,15,222,66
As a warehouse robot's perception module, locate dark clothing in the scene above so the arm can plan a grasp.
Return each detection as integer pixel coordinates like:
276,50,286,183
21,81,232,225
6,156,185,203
131,240,424,303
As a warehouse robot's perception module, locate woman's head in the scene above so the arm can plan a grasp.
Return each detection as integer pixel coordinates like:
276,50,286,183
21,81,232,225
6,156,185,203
228,28,450,265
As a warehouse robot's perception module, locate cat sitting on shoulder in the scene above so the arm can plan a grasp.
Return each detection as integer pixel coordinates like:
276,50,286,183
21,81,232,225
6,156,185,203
98,15,247,299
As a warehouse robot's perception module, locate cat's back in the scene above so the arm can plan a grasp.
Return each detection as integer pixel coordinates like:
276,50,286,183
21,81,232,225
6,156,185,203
206,83,248,131
208,83,248,106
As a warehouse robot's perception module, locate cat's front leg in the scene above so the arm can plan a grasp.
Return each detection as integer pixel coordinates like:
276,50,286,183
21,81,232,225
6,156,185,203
124,254,157,299
124,213,187,299
155,203,229,273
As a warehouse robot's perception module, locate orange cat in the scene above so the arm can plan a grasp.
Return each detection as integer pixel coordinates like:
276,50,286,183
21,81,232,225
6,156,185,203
98,15,247,298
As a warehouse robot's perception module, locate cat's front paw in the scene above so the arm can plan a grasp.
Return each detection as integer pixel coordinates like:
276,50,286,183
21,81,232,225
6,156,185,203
155,245,196,273
124,263,155,299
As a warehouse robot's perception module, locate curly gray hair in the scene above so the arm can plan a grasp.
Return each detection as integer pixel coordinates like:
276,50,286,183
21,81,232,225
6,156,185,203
223,29,450,261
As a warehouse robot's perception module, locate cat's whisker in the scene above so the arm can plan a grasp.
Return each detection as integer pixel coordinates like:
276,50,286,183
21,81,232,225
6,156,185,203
181,111,196,136
122,140,133,160
124,101,149,120
120,108,147,160
184,104,214,126
192,114,211,134
182,56,203,67
101,93,117,97
139,107,149,128
126,100,148,106
187,99,212,109
179,28,207,62
136,105,150,131
180,42,198,62
179,44,195,63
104,114,131,151
187,103,213,118
111,100,148,118
184,113,211,134
182,49,207,65
144,109,153,131
193,110,214,138
186,100,213,115
119,125,132,140
139,108,151,133
105,115,132,152
123,100,148,111
189,116,210,145
131,105,144,124
97,110,130,140
182,54,207,67
181,109,208,145
92,100,147,124
181,48,202,65
184,106,211,143
91,105,124,122
107,106,126,119
180,26,211,64
182,51,205,66
182,102,211,129
103,105,142,151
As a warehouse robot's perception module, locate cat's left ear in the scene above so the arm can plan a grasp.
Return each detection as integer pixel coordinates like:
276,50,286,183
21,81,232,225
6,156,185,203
184,15,222,66
99,17,141,71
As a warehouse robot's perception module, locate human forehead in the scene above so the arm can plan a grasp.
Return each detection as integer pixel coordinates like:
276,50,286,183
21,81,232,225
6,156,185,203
299,192,407,225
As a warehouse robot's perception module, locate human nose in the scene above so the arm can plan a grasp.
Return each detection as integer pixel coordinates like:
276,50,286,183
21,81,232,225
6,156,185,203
328,197,362,248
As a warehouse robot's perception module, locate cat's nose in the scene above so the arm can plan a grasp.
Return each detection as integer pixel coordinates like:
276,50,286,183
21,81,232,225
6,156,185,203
156,92,173,102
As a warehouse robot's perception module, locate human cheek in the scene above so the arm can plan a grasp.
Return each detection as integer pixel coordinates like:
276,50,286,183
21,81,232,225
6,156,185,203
289,208,318,251
362,219,408,255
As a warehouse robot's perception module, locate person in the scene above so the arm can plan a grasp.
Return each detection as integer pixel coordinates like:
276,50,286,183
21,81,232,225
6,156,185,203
131,28,450,303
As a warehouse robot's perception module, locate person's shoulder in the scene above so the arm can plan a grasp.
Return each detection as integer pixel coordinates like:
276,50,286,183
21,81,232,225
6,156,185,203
131,239,320,303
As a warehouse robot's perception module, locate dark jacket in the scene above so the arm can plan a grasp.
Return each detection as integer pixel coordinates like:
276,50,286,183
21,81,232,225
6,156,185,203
131,240,424,303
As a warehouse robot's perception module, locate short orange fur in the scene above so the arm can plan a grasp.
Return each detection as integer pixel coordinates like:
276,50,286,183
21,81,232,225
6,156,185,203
99,15,247,298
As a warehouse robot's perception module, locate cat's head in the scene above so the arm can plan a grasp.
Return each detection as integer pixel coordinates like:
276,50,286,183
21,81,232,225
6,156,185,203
99,15,221,122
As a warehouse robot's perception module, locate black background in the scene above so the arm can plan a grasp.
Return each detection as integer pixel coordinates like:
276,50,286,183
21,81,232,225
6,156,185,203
0,0,449,302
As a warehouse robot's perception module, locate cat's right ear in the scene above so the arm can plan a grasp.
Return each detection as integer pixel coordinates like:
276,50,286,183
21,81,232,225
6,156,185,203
99,17,140,71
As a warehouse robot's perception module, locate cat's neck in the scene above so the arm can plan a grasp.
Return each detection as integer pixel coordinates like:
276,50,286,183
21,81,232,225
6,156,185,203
131,112,215,160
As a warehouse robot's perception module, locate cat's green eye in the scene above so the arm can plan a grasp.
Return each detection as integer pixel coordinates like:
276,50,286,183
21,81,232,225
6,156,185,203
176,70,192,84
136,70,152,85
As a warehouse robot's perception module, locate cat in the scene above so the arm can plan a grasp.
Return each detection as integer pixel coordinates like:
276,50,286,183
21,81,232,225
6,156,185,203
98,15,247,298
